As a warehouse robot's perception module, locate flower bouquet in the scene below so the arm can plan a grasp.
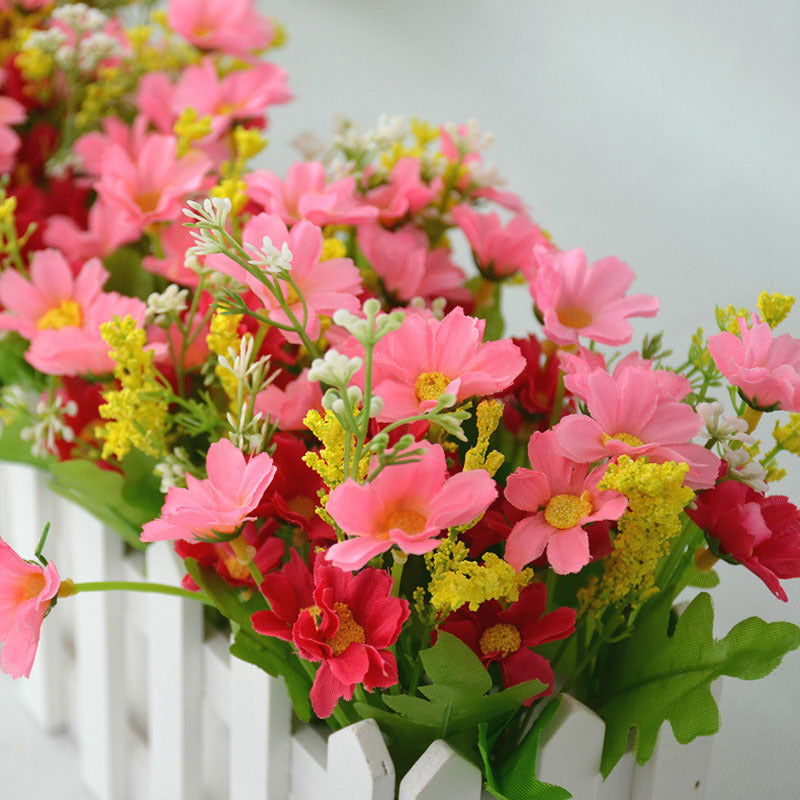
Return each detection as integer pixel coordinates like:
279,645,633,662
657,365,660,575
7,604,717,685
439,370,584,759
2,2,800,798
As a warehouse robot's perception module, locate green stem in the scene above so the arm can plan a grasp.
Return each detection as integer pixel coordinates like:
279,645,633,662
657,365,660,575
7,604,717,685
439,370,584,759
548,371,566,428
69,581,214,606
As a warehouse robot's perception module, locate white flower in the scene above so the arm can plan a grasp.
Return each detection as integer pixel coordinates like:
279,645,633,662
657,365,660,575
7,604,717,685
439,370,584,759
78,31,121,71
308,349,362,386
245,236,293,275
145,285,189,325
19,396,78,458
154,447,192,493
697,401,753,445
184,197,232,227
722,445,768,493
23,29,68,53
291,131,325,161
52,3,107,32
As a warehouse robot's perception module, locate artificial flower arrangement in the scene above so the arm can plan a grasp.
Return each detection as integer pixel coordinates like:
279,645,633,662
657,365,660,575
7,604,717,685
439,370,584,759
2,1,800,796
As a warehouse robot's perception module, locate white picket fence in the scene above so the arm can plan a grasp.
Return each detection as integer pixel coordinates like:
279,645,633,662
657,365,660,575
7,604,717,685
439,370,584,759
0,461,718,800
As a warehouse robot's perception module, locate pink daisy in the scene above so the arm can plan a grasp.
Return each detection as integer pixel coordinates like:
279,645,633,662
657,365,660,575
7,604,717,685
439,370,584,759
141,438,276,543
325,442,498,570
0,92,25,172
504,430,628,573
255,368,323,430
708,317,800,411
532,247,659,346
371,307,526,422
364,157,436,224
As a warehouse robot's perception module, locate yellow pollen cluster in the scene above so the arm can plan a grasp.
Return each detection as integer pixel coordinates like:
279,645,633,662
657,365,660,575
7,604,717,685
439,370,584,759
302,409,368,489
757,291,795,329
384,507,427,538
774,415,800,456
425,538,532,614
15,30,54,82
578,456,693,615
328,602,366,656
556,306,592,329
210,178,248,215
544,492,592,529
321,237,347,261
414,371,450,403
479,623,522,658
379,116,440,170
233,126,267,160
715,304,750,334
96,316,168,461
602,431,644,448
464,399,505,477
174,107,213,157
0,196,17,222
20,572,46,602
37,299,82,330
206,312,244,405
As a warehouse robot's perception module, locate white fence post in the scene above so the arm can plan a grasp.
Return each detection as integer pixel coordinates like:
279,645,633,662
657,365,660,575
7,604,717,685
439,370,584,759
399,739,483,800
327,718,396,800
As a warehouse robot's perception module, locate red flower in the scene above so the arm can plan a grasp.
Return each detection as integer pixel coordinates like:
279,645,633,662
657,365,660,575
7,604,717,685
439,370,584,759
437,582,575,703
252,553,409,717
687,481,800,601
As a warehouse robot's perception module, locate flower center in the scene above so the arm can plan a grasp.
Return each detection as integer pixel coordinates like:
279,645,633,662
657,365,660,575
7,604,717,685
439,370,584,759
603,431,644,448
414,371,450,402
220,552,251,581
21,572,46,601
556,306,592,329
479,623,522,658
37,299,82,330
544,492,592,529
328,601,366,656
385,508,427,538
288,495,316,519
135,190,162,214
284,285,300,305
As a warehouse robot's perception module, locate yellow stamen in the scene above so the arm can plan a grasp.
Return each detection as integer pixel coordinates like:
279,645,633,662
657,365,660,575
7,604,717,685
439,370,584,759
414,371,450,403
479,622,522,658
602,431,644,448
21,572,46,601
384,508,427,538
556,307,592,329
37,299,82,330
328,602,366,656
544,492,592,529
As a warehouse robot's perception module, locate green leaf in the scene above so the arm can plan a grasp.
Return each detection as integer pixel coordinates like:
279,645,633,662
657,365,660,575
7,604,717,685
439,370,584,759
184,558,313,722
596,591,800,776
0,418,54,468
479,697,572,800
0,333,45,390
103,244,154,299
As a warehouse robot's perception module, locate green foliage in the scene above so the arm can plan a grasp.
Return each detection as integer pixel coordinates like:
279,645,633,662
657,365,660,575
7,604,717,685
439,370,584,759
0,418,54,468
354,632,545,777
0,333,45,390
595,590,800,776
184,558,313,723
468,277,505,341
103,244,155,299
479,697,571,800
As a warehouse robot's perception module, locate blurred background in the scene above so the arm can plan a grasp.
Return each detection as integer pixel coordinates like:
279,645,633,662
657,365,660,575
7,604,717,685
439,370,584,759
259,1,800,797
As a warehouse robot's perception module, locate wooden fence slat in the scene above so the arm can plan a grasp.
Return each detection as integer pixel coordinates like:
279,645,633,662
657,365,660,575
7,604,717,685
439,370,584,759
327,718,396,800
598,749,634,800
290,723,329,799
399,739,483,800
146,543,204,800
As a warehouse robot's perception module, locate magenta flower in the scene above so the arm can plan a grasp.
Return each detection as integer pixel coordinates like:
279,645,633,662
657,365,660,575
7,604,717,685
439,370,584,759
207,213,362,343
0,249,147,376
325,443,498,570
504,430,628,573
246,161,377,227
372,307,526,422
556,366,720,489
167,0,274,57
451,205,548,279
0,537,60,679
532,247,659,346
708,318,800,411
364,157,436,224
141,438,276,543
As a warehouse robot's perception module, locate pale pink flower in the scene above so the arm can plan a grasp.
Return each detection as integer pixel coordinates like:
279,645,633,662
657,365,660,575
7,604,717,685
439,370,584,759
0,249,147,376
532,247,659,346
708,318,800,411
357,223,468,303
504,430,628,573
167,0,274,57
372,307,526,422
255,368,323,430
451,205,549,279
364,157,436,224
325,442,497,569
74,116,149,180
0,93,25,172
207,213,362,343
137,58,291,141
142,221,201,287
0,536,60,679
44,199,140,262
0,0,50,9
94,132,211,234
555,366,720,489
246,161,378,227
141,438,276,543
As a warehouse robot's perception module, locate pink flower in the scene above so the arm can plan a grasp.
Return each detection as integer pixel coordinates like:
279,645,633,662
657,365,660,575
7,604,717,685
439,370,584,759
364,157,435,224
324,442,498,570
0,249,147,376
687,481,800,601
246,161,378,227
207,213,362,343
167,0,274,57
532,247,659,346
0,537,60,679
556,366,720,489
141,438,276,543
372,307,526,422
0,93,25,172
451,205,549,279
255,368,323,430
142,221,202,287
74,116,149,180
137,58,291,141
708,318,800,411
94,132,211,234
504,430,628,573
356,223,468,303
252,554,409,718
